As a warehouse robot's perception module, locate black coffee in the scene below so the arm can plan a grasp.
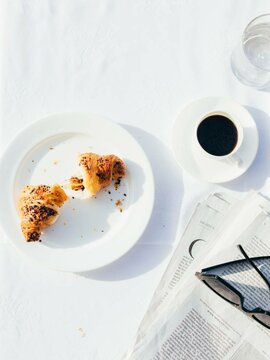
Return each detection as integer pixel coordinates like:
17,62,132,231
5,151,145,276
197,115,238,156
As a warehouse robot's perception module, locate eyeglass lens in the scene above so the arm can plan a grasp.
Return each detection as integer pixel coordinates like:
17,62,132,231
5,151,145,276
203,277,241,306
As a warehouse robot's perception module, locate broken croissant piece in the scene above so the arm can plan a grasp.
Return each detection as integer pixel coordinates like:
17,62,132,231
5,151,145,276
19,184,68,242
70,153,126,196
69,176,85,191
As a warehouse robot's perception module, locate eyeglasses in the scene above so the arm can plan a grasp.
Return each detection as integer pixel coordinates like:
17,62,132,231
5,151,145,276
195,245,270,329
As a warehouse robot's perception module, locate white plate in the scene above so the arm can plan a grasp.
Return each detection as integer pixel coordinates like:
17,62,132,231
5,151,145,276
172,97,259,183
0,113,154,272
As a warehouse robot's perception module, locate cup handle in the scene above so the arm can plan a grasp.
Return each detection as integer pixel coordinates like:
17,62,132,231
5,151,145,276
224,153,242,167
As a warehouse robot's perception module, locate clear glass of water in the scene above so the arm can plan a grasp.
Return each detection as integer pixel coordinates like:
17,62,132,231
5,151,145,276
231,14,270,89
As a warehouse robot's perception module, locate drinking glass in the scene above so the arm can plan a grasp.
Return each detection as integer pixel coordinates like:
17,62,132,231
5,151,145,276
231,14,270,89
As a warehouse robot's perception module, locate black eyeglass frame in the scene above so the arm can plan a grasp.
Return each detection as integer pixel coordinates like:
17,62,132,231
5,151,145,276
195,245,270,329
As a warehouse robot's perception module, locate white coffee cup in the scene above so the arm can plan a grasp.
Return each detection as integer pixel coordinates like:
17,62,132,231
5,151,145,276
193,111,244,166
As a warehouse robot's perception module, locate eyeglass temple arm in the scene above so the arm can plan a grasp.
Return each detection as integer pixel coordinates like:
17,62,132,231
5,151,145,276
237,244,270,292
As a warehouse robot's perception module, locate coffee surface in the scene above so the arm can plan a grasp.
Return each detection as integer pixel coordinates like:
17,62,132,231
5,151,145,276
197,115,238,156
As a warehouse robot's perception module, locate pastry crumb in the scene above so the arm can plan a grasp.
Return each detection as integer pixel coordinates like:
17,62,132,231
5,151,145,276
70,177,84,191
115,199,123,207
77,327,86,338
53,160,59,165
114,178,122,190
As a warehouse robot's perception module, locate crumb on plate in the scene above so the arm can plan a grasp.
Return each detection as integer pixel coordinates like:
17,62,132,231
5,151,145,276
115,199,123,207
69,177,85,191
114,178,122,190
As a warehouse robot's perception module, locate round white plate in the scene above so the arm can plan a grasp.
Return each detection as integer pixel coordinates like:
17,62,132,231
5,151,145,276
172,97,259,183
0,113,154,272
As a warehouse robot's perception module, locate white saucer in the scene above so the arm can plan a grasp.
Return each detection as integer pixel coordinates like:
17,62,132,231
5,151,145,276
172,97,259,183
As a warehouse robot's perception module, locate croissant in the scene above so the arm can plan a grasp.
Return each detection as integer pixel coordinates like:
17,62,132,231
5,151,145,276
19,184,68,242
69,153,126,196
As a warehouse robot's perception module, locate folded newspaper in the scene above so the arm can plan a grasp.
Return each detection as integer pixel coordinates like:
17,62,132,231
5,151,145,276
125,192,270,360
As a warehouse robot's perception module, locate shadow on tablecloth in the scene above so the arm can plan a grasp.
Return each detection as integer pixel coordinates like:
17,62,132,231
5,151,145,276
223,106,270,192
78,125,184,280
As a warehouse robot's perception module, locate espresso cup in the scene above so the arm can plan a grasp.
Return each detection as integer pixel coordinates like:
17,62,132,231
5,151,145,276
193,111,243,166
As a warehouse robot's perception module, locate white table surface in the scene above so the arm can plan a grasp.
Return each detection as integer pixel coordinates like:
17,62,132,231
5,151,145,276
1,1,270,359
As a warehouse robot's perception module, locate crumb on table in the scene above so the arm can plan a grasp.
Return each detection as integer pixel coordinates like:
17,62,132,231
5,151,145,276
77,327,86,338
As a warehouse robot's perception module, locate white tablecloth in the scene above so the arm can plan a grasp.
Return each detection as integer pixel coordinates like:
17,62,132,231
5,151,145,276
1,1,270,359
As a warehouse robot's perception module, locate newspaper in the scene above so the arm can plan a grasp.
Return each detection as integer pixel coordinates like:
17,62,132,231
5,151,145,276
125,192,270,360
135,192,239,339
